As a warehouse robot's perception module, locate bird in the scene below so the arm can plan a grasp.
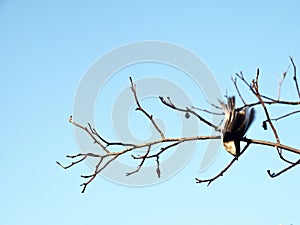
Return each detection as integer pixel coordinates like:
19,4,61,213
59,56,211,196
219,96,255,158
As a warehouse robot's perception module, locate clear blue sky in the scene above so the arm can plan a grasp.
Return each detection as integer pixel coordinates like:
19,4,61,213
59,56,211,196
1,1,300,225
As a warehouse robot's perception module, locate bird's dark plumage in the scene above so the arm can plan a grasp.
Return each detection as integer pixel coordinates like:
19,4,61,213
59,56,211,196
219,96,255,157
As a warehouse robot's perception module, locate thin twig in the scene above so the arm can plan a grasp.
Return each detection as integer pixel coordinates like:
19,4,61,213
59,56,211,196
236,99,300,111
80,153,122,193
262,110,300,123
235,71,281,102
159,96,220,131
252,70,281,145
126,146,152,176
231,77,246,105
129,77,165,139
206,100,223,110
87,123,136,148
195,142,251,186
56,155,87,169
69,116,108,152
289,56,300,99
277,66,289,100
267,159,300,178
191,106,224,115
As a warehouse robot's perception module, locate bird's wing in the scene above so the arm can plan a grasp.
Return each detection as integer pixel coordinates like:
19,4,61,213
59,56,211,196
244,107,255,133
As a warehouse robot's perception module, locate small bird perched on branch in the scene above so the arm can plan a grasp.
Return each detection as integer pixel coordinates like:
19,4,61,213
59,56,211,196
219,96,255,158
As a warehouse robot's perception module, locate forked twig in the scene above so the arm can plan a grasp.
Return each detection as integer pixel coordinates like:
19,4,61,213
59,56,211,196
195,142,251,186
130,77,165,139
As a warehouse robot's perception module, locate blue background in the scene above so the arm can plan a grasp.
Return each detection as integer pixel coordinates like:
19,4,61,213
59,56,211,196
1,1,300,224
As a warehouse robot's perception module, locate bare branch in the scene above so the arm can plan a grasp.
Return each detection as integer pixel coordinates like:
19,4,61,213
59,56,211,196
277,65,289,100
126,146,151,176
129,77,165,139
289,56,300,99
69,117,109,153
159,96,220,131
56,155,87,169
237,99,300,111
252,70,281,145
206,100,223,110
231,76,246,105
87,123,136,148
250,70,296,165
195,142,251,186
235,71,256,95
59,62,300,192
235,71,282,102
267,159,300,178
242,138,300,155
263,110,300,123
191,105,224,115
57,123,221,192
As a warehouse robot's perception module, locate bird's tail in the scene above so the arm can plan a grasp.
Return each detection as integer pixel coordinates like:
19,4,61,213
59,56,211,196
219,96,236,113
